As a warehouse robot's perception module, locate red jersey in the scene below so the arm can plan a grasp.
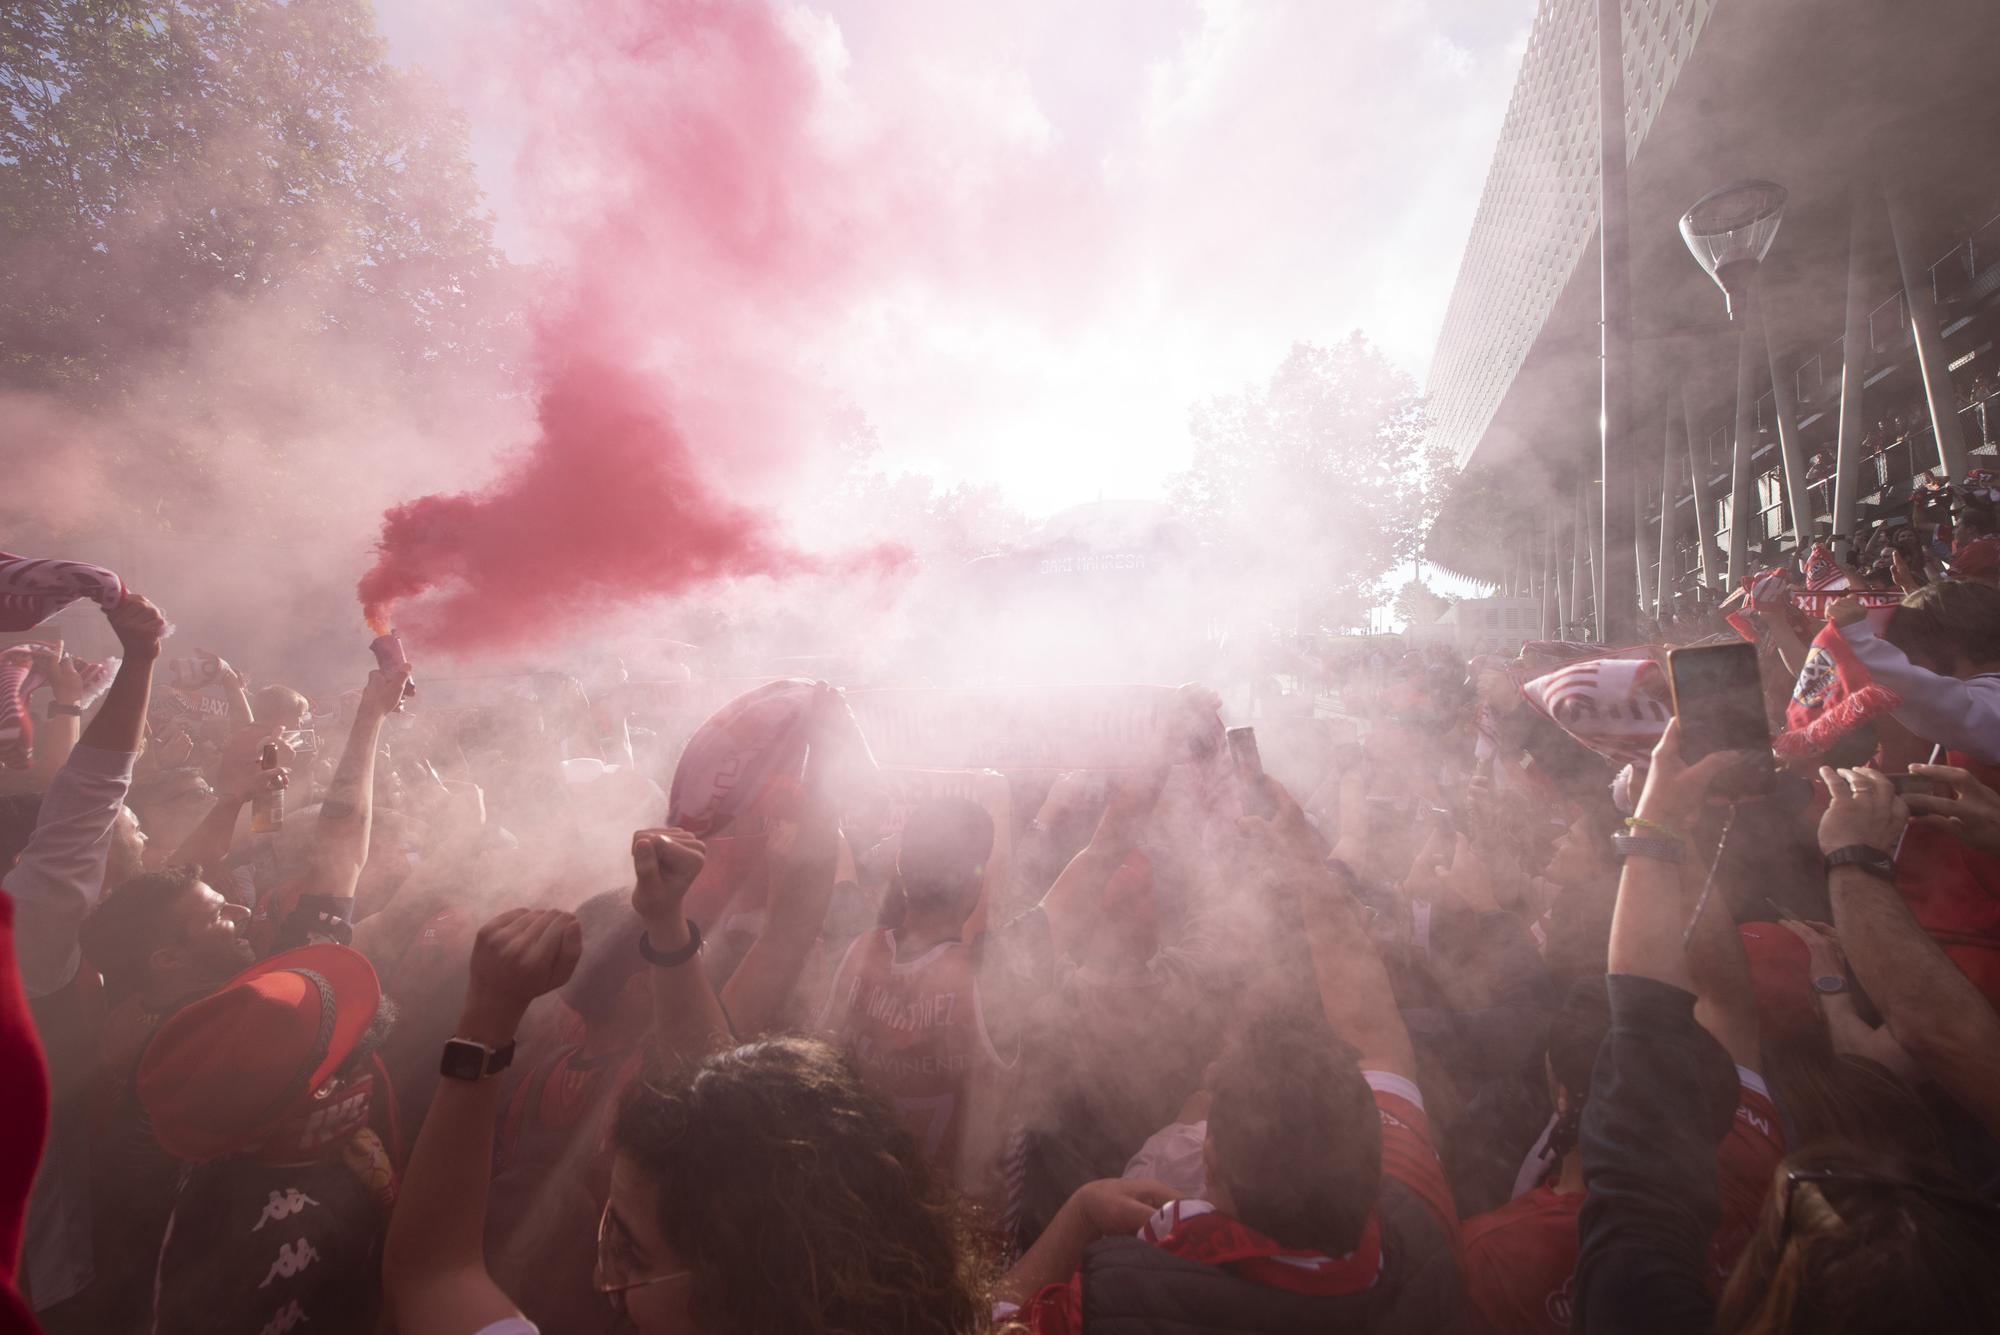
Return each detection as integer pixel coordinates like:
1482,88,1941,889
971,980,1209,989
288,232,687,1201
1018,1075,1458,1335
1711,1070,1785,1279
1895,752,2000,1009
820,930,1007,1172
1460,1069,1782,1331
1462,1187,1581,1335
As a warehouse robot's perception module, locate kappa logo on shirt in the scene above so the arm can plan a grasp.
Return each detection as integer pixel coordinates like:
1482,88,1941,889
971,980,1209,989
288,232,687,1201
252,1189,321,1233
259,1239,321,1288
258,1299,308,1335
1545,1273,1574,1327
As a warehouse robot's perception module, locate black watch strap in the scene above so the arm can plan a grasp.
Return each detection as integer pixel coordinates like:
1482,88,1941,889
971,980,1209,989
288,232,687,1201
639,920,703,968
1824,844,1896,882
47,702,84,718
439,1037,516,1081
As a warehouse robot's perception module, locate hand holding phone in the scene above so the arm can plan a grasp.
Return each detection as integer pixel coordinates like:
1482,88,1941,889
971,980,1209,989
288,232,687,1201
1666,643,1774,796
1228,726,1275,819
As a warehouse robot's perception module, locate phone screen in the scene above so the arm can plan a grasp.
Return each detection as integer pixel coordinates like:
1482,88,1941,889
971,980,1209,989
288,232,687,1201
1227,726,1273,818
1668,643,1770,762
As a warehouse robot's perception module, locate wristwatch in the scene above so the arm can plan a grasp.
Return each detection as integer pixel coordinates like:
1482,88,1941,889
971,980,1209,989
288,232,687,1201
439,1037,517,1082
46,702,84,718
638,920,703,968
1813,974,1849,996
1824,845,1896,883
1611,832,1686,864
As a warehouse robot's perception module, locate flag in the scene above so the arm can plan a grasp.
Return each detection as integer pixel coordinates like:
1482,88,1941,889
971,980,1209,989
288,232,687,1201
0,645,118,769
1774,620,1899,762
1801,542,1851,593
0,646,48,770
1521,655,1674,767
1725,568,1791,642
0,551,124,632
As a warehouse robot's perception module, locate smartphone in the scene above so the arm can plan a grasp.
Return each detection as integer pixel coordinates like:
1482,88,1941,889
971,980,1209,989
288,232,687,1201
1227,726,1274,818
1667,643,1772,761
1890,773,1940,799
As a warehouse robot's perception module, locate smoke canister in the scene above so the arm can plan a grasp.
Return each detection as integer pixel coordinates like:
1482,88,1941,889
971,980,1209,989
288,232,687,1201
250,741,284,834
370,630,416,699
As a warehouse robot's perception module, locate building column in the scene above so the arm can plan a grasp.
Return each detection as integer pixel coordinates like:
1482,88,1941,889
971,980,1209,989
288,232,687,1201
1832,192,1872,561
1887,192,1970,484
1633,463,1650,619
1657,407,1678,613
1595,0,1637,644
1683,386,1719,588
1726,290,1764,588
1588,483,1606,638
1567,482,1585,633
1542,509,1557,639
1764,323,1813,549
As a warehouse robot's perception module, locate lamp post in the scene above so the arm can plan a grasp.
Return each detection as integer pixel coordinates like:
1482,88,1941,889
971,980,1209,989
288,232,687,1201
1678,181,1788,590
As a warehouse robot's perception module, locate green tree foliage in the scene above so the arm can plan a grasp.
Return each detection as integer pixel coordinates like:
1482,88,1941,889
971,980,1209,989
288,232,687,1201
0,0,508,395
1168,334,1428,634
1392,578,1454,627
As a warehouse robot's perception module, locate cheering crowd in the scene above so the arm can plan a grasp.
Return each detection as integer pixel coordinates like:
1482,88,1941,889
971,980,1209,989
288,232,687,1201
2,522,2000,1335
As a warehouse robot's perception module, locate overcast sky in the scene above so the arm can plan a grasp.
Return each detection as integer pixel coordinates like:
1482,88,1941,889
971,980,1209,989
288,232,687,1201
375,0,1533,515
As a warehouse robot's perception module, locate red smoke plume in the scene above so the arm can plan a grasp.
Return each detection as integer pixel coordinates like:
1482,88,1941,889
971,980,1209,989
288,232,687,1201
358,0,928,650
357,355,905,650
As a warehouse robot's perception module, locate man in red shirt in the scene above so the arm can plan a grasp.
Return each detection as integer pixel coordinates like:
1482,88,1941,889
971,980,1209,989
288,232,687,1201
990,773,1467,1333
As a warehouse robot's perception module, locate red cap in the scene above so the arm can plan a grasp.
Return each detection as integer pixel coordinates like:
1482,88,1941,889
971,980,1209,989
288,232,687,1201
1952,536,2000,581
1737,923,1817,1043
138,944,380,1162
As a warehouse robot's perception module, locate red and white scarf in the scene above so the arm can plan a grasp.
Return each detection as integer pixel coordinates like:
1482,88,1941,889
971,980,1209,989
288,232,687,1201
1140,1199,1383,1294
0,644,116,769
1521,655,1673,767
0,551,124,632
1774,621,1899,762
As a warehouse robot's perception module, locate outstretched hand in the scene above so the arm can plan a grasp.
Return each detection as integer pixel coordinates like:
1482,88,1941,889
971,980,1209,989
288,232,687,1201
107,593,169,661
1903,763,2000,858
1065,1178,1176,1240
1634,719,1753,836
461,907,583,1043
1817,765,1909,855
360,666,413,719
630,828,709,928
1236,772,1325,870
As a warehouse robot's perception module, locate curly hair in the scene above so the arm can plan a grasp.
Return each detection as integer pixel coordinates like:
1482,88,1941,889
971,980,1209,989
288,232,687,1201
613,1036,986,1335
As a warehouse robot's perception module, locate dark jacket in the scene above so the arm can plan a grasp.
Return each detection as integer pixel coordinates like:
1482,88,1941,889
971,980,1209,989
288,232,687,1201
1076,1177,1464,1334
1574,974,1738,1335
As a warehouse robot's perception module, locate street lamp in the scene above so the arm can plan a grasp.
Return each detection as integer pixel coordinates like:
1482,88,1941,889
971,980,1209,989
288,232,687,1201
1678,181,1788,321
1679,180,1788,589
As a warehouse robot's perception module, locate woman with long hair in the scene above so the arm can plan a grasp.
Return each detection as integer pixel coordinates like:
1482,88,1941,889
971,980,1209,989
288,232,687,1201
383,829,989,1335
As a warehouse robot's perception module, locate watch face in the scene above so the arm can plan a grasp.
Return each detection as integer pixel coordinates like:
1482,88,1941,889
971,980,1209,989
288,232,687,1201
1813,975,1847,994
440,1039,489,1081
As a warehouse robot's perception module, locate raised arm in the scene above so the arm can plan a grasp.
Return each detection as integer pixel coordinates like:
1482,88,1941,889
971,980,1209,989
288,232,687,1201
1834,605,2000,764
1572,721,1745,1335
28,645,83,784
1681,829,1763,1072
1604,720,1743,992
384,907,581,1335
166,724,287,875
1820,765,2000,1139
5,594,167,999
296,667,407,901
631,828,733,1069
1036,765,1166,962
1253,771,1417,1079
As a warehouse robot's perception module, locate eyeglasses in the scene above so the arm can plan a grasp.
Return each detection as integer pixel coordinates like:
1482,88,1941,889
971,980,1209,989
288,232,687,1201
1778,1168,2000,1250
595,1201,692,1311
